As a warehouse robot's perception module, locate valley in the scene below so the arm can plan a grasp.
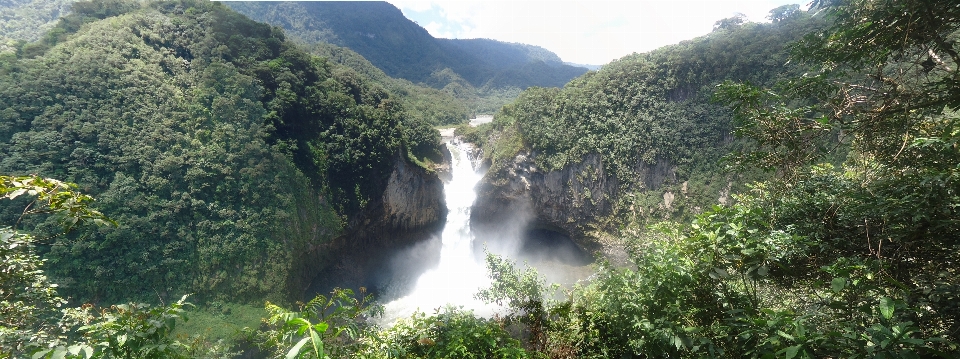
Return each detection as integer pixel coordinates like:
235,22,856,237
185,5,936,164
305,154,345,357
1,0,958,358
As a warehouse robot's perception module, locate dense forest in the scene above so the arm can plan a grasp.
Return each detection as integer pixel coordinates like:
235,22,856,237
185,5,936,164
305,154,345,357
298,41,470,126
2,0,959,358
467,1,959,358
465,5,823,233
0,0,73,45
0,0,445,306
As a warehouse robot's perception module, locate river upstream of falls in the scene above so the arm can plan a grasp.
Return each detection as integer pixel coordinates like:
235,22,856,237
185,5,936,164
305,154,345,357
380,139,498,322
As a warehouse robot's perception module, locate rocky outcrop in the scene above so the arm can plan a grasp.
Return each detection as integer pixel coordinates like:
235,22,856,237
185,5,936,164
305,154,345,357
471,151,617,253
296,153,447,300
378,154,447,232
471,148,684,254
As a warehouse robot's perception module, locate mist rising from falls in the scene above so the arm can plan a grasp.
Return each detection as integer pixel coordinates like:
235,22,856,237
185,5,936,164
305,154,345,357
380,140,499,322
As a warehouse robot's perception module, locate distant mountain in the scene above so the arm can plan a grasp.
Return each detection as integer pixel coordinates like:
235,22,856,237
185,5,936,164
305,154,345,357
226,1,588,90
564,62,602,71
440,38,563,68
0,0,75,51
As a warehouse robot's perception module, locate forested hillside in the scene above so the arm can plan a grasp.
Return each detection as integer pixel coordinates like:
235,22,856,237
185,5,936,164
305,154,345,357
466,1,960,358
0,0,74,47
2,1,958,358
300,41,470,126
0,0,442,304
225,1,588,113
472,6,821,231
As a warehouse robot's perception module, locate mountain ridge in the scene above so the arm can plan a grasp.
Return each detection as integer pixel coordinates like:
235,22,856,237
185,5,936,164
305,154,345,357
225,1,589,90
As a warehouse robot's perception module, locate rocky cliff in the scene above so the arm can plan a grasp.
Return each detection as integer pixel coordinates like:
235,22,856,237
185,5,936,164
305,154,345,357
471,147,685,255
471,151,618,253
295,153,447,300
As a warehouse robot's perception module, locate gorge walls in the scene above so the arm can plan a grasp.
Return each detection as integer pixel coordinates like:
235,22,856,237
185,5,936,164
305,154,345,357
471,151,618,253
294,153,447,300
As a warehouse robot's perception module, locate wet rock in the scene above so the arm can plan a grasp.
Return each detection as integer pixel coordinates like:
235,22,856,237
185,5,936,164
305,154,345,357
297,152,448,300
471,151,616,253
471,144,684,254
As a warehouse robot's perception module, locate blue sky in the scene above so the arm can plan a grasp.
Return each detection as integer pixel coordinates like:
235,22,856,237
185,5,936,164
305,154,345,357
386,0,807,65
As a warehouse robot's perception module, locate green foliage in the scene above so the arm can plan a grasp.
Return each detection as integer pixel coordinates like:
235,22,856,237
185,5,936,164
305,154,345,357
1,175,116,230
452,123,488,148
402,116,443,166
174,302,266,347
37,295,234,359
23,295,236,359
536,195,953,358
465,4,959,356
3,1,957,358
0,0,439,304
476,13,822,229
305,42,469,126
0,227,65,355
253,288,381,359
225,1,585,120
0,175,110,356
692,0,960,356
712,81,838,177
357,307,528,359
500,16,816,181
476,253,554,352
0,0,79,44
1,174,231,359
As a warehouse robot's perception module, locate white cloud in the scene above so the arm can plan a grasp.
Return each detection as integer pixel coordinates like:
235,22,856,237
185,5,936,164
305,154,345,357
389,0,805,65
423,21,449,38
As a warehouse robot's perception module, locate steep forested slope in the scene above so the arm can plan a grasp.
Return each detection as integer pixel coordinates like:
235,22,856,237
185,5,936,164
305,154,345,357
472,10,821,237
463,2,960,358
0,0,442,304
2,1,957,358
0,0,74,46
299,40,470,126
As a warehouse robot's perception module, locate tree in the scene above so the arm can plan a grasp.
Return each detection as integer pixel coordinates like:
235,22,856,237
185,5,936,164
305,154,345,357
796,0,959,166
476,253,553,352
714,0,960,352
767,4,801,23
253,288,380,359
713,13,747,31
0,175,231,358
1,175,114,355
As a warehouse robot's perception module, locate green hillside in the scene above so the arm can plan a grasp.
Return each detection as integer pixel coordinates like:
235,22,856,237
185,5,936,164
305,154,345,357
479,8,820,223
2,1,958,358
299,40,470,125
0,0,74,46
0,0,440,304
468,2,960,358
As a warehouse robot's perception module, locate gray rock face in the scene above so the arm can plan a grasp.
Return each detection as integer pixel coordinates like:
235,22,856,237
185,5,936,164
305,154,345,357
472,147,684,253
380,154,447,232
297,153,447,299
471,151,617,252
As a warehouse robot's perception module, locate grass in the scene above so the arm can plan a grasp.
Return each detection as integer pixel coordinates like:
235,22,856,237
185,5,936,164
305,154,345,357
175,302,267,345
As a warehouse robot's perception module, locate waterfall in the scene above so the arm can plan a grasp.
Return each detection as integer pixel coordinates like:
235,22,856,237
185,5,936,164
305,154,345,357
380,139,498,322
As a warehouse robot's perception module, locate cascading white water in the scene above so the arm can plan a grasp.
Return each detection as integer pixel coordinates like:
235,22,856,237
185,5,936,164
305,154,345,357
380,139,498,322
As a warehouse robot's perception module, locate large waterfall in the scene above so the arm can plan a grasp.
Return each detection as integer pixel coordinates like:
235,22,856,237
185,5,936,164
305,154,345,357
380,139,498,322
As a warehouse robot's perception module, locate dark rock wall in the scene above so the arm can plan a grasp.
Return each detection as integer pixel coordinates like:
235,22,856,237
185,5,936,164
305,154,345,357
471,151,618,253
471,143,688,256
295,153,447,300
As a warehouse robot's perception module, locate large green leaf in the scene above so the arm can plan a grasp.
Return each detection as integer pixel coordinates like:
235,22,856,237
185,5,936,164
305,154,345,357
879,297,895,320
286,336,311,359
